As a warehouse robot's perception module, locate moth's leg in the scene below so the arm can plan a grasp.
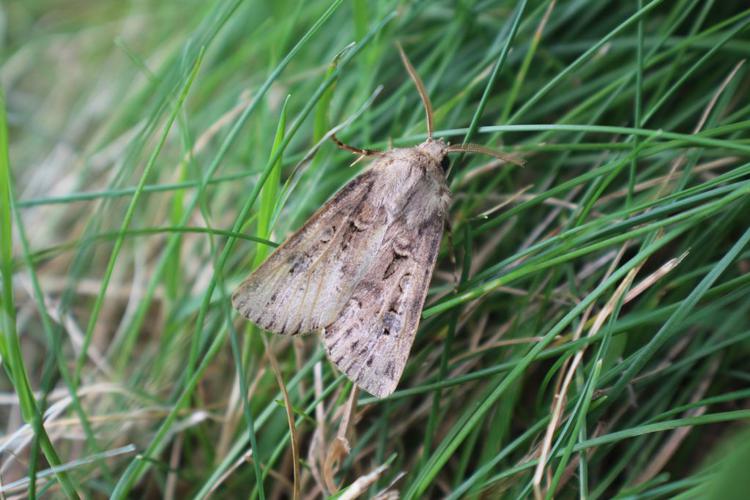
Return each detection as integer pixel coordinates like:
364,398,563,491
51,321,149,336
331,134,380,157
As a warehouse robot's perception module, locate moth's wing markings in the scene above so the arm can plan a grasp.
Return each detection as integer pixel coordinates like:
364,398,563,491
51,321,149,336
285,192,388,334
234,181,369,334
234,174,368,333
232,171,373,333
292,217,366,334
231,169,387,334
323,212,444,398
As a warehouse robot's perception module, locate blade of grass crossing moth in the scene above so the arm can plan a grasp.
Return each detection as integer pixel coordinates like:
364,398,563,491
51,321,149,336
1,90,80,498
74,49,205,386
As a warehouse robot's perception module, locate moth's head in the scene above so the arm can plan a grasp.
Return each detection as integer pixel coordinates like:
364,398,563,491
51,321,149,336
419,137,450,171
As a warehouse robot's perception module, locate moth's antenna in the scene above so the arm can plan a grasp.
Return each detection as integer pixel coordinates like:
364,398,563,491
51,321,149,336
396,43,434,140
446,143,525,167
331,134,379,157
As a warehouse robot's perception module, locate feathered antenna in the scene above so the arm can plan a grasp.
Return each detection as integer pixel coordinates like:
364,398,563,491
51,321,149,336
395,44,522,168
446,143,525,167
396,42,434,140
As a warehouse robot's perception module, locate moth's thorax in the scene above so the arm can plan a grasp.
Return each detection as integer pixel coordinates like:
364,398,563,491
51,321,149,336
367,139,451,226
417,138,449,166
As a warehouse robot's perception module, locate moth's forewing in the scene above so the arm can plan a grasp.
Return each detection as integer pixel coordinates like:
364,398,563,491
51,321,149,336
232,169,388,334
323,209,444,398
233,143,450,397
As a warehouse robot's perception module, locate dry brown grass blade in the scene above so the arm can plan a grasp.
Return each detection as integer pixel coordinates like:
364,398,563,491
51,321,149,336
654,60,746,199
597,156,739,204
307,361,327,494
262,335,300,500
532,58,744,498
535,251,688,497
338,463,389,500
624,252,688,303
323,437,351,494
534,249,629,500
535,239,628,499
323,387,359,493
165,433,183,500
475,184,534,219
205,449,253,499
217,355,266,458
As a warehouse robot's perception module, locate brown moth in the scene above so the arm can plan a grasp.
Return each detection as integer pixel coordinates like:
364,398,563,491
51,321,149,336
232,46,520,397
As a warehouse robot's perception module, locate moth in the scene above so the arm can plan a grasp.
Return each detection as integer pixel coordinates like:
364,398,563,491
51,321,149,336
232,46,521,397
